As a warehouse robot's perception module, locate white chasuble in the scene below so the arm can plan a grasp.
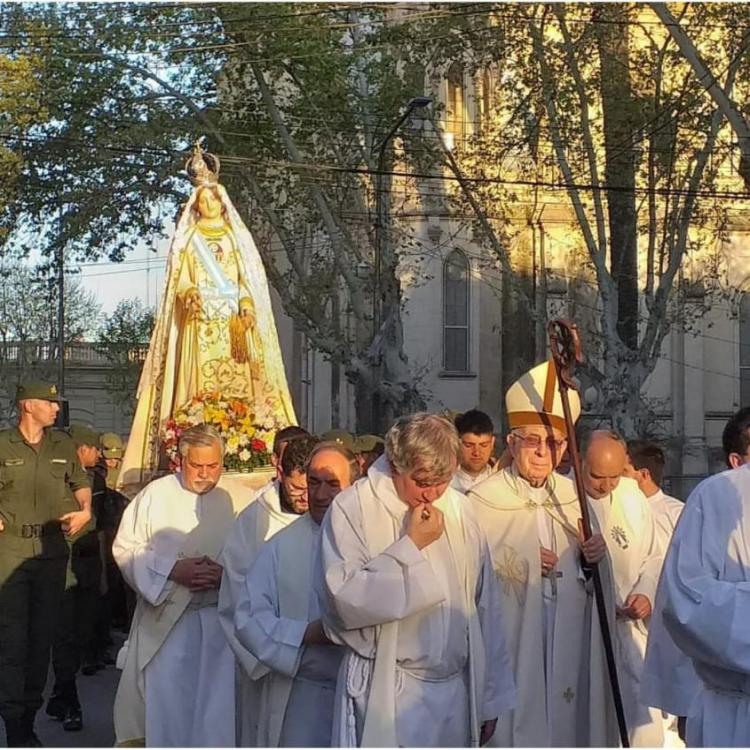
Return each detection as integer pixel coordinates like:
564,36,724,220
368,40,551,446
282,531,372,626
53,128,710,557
656,464,750,747
112,474,238,747
234,513,342,747
588,477,666,747
320,456,516,748
217,480,301,746
468,466,619,747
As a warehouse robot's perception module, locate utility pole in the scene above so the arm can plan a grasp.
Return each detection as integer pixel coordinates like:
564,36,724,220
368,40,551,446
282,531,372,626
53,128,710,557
371,95,432,431
57,211,65,393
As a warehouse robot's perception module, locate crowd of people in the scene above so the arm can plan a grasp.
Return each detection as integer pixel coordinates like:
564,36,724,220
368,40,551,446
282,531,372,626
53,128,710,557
1,362,750,748
0,384,132,746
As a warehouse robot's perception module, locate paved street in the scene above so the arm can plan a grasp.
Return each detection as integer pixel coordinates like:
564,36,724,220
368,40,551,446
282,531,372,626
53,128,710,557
1,641,122,748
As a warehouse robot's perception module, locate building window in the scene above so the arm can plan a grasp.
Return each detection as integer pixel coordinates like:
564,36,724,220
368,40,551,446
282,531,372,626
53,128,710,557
443,249,470,372
477,67,492,132
741,292,750,406
446,62,465,147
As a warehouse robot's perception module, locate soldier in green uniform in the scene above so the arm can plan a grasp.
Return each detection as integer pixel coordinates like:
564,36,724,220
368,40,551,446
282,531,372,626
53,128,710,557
94,432,132,645
320,428,355,451
0,382,92,747
46,425,103,732
352,433,385,474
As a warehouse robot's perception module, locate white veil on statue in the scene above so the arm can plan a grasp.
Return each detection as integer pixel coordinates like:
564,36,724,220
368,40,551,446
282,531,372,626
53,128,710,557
118,144,296,491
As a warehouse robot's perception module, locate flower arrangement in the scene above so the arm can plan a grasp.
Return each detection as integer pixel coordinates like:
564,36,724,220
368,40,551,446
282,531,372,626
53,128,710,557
162,391,281,472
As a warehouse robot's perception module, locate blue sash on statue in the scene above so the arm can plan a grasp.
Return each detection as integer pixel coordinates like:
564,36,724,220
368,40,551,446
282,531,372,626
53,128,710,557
191,230,240,312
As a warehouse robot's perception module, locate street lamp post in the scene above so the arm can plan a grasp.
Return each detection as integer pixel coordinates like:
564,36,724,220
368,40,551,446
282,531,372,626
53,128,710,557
372,96,432,336
370,96,432,432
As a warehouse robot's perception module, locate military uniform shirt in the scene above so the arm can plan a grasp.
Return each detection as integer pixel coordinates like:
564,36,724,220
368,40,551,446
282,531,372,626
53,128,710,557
0,428,91,559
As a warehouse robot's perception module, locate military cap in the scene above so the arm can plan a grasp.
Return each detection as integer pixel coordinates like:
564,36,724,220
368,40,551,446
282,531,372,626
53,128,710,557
15,381,60,402
353,434,384,453
320,429,355,451
100,432,124,459
68,423,101,448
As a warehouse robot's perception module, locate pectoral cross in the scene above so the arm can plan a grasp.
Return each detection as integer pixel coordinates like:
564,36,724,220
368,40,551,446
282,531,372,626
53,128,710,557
563,687,575,703
542,569,563,596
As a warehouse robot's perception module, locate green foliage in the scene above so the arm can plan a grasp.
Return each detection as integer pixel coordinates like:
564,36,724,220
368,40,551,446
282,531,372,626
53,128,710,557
0,262,100,343
0,47,47,241
98,298,155,347
96,298,155,414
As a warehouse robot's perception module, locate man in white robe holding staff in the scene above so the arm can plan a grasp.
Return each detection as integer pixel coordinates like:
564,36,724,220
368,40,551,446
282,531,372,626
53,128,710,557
468,356,621,747
320,412,516,747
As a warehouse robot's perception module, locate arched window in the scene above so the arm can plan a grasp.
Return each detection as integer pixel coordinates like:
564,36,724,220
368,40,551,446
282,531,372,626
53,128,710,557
446,62,465,146
443,250,470,372
741,292,750,406
477,67,493,132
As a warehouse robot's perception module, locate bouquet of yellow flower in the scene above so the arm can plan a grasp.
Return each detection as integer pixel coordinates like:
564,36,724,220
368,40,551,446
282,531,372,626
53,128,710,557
162,391,282,472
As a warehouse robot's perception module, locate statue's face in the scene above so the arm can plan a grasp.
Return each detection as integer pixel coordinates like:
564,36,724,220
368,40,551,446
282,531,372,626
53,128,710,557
196,188,223,220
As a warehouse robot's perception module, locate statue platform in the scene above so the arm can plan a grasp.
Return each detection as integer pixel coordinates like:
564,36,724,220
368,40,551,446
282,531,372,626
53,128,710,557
119,467,276,510
219,468,276,513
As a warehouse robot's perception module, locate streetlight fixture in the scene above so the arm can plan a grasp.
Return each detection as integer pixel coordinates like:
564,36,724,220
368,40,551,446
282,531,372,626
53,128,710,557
372,96,433,335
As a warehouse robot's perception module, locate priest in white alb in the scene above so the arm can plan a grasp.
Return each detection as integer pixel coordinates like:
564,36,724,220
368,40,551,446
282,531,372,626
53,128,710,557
218,429,318,745
624,439,684,550
582,431,665,747
112,424,237,747
467,361,619,747
233,443,359,746
624,438,690,746
644,409,750,747
320,412,515,747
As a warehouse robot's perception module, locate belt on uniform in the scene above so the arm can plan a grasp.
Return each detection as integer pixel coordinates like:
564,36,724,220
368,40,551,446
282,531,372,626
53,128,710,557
14,523,62,539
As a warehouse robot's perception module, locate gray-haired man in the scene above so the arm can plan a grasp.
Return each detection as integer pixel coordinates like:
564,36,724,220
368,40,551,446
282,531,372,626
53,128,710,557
112,424,238,747
319,412,516,747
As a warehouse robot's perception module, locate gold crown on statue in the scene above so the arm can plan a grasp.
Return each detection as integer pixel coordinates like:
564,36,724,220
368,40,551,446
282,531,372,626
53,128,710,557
185,137,221,187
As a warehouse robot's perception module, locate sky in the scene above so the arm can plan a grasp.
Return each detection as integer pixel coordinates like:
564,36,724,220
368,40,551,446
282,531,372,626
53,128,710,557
74,223,172,316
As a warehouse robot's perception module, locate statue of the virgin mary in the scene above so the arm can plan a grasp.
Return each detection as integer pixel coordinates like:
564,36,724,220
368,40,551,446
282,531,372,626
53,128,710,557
118,141,296,488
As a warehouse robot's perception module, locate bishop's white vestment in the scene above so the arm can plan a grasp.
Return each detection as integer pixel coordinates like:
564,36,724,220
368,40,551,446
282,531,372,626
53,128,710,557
655,464,750,747
468,466,619,747
218,480,302,745
112,474,238,747
588,477,665,747
320,457,516,747
234,513,343,747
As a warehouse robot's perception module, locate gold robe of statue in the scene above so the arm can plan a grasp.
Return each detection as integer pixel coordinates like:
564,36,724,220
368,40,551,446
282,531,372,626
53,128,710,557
174,185,264,407
119,148,296,491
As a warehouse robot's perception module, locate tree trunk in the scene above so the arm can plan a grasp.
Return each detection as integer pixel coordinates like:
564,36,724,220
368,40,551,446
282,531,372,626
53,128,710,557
595,3,639,351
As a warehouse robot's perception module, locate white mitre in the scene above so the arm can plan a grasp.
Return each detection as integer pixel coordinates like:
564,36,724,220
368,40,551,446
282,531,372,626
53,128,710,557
505,359,581,435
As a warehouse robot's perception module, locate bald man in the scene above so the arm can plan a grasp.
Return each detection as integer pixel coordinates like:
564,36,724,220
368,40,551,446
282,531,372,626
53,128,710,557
233,443,359,746
582,431,666,747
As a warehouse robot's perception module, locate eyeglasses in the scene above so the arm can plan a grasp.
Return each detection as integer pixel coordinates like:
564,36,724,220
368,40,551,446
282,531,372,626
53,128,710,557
511,432,567,452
